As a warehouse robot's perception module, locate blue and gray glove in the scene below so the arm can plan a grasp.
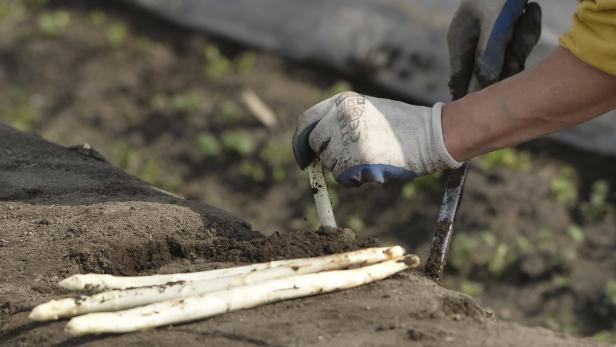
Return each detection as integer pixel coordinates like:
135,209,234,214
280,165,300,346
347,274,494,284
292,93,461,187
448,0,542,98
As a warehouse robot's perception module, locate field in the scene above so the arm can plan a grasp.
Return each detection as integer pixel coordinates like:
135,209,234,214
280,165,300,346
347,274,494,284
1,0,615,345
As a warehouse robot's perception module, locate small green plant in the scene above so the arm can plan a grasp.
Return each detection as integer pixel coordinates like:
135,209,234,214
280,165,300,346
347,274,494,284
594,330,616,344
345,215,365,231
196,132,222,158
605,279,616,306
543,314,576,335
203,44,232,79
537,228,555,251
303,205,320,230
514,235,535,254
170,92,201,114
323,80,351,98
551,275,570,288
138,156,182,192
139,157,161,186
0,4,10,21
460,280,483,297
89,10,106,26
112,142,138,170
565,224,584,242
550,166,578,206
37,10,71,36
239,161,265,182
580,180,612,222
105,22,128,48
449,232,494,274
0,91,39,131
220,130,255,156
259,136,294,181
216,101,243,123
401,172,441,199
236,52,256,74
487,243,512,277
477,148,532,171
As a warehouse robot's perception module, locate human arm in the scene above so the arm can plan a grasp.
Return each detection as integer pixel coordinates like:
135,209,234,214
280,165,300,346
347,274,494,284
443,46,616,160
444,0,616,160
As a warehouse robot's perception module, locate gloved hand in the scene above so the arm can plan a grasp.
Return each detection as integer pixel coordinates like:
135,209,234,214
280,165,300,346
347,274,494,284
448,0,542,98
292,92,461,187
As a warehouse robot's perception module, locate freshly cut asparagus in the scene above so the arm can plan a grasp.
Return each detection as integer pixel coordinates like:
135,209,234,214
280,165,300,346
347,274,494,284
307,159,337,227
60,246,402,291
30,246,405,321
65,255,419,336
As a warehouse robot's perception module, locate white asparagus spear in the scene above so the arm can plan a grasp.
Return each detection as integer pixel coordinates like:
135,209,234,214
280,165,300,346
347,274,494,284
65,255,419,336
30,246,405,321
60,246,400,291
307,159,337,227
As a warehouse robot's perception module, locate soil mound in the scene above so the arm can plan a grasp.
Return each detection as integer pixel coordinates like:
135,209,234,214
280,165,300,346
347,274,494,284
0,126,601,346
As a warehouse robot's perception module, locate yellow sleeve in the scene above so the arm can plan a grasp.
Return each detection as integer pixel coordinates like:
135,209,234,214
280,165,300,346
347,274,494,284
559,0,616,76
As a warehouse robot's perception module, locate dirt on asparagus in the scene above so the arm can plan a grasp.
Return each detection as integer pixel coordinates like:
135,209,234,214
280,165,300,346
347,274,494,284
1,0,616,345
0,124,602,347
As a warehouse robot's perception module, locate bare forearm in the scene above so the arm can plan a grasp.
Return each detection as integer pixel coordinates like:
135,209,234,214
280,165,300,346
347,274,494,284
442,47,616,161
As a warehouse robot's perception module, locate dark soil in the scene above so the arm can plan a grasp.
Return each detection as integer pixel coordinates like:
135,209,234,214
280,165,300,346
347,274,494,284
0,123,600,347
1,0,615,345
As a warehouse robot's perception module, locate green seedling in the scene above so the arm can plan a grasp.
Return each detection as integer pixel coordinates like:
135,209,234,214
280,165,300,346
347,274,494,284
236,52,256,74
37,10,71,36
303,205,321,230
550,166,578,206
565,224,584,242
239,161,265,182
112,142,138,170
216,101,243,123
594,330,616,344
196,132,222,158
449,233,484,274
605,279,616,306
220,130,255,156
203,44,232,80
105,22,128,48
580,180,612,222
272,167,286,182
171,93,201,114
323,80,351,98
514,235,535,254
477,147,532,171
551,275,570,288
554,249,577,271
0,90,40,132
0,3,18,22
537,228,555,251
138,157,183,192
345,215,365,231
260,136,294,181
487,243,512,277
402,172,441,199
460,280,483,297
89,10,106,26
543,314,577,335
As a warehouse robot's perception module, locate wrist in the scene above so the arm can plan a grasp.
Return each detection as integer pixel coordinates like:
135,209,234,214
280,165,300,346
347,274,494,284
441,100,474,161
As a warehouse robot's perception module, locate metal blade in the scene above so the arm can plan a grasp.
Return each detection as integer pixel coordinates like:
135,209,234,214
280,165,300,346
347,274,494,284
425,161,469,281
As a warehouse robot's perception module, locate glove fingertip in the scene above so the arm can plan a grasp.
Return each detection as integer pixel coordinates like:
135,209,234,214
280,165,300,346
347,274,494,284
291,122,318,169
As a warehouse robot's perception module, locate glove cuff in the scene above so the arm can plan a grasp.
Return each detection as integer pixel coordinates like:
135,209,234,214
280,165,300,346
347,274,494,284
432,102,464,170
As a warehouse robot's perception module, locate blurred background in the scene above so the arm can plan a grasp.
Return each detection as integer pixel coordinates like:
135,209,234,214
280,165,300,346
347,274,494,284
0,0,615,343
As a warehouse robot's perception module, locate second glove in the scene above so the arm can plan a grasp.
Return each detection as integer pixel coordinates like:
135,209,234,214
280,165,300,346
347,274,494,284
292,92,462,187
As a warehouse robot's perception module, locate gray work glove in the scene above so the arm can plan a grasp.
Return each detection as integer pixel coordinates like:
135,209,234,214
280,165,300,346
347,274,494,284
448,0,542,98
292,92,461,187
